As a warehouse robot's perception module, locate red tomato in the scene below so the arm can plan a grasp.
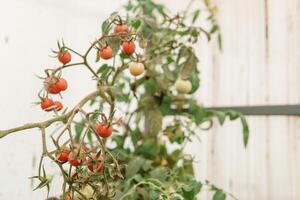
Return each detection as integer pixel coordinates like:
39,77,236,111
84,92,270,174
56,148,69,163
40,98,54,111
114,24,129,33
95,123,113,138
99,46,113,60
68,151,86,167
58,51,71,65
87,153,104,173
122,41,136,56
44,77,60,94
54,101,63,111
56,78,68,91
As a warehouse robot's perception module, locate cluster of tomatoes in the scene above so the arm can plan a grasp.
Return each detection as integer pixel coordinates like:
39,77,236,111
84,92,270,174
40,50,71,112
56,145,104,173
55,122,112,171
99,23,145,77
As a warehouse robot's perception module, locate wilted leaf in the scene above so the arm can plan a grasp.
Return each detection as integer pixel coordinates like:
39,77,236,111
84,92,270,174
145,108,162,137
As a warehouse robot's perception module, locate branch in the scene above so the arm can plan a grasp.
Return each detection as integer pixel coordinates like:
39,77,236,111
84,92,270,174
0,90,100,139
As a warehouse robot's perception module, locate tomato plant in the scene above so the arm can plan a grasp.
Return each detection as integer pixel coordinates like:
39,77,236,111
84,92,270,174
0,0,250,200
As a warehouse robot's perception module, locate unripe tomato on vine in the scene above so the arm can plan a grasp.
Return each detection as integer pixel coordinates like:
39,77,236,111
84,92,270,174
122,41,136,56
95,123,113,138
129,62,145,76
58,50,71,65
99,46,113,60
175,79,192,94
114,24,128,33
40,98,54,112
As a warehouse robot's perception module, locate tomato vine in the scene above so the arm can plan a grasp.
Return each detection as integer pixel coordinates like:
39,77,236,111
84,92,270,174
0,0,249,200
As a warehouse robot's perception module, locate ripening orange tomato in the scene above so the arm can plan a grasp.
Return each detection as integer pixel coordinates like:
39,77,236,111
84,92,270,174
122,41,136,56
58,51,71,65
99,46,113,60
114,24,129,33
129,62,145,76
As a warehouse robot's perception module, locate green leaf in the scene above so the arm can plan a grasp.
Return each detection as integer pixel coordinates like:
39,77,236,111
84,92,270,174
107,37,121,56
218,33,223,51
97,64,109,74
227,110,240,120
149,168,169,182
210,24,219,34
75,123,84,141
136,138,157,158
126,157,145,178
171,193,185,200
131,19,141,29
181,180,202,200
192,10,200,23
213,190,226,200
240,114,249,147
160,94,172,115
188,73,200,94
180,49,198,80
215,111,226,125
102,19,110,35
130,129,140,146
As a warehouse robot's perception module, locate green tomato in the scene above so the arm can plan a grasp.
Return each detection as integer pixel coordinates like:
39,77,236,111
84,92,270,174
175,79,192,94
